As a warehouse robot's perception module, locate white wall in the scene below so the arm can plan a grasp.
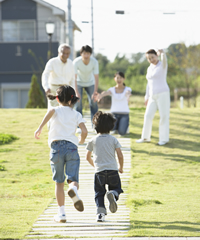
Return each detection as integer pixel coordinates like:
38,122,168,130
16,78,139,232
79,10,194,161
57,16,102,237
37,3,65,43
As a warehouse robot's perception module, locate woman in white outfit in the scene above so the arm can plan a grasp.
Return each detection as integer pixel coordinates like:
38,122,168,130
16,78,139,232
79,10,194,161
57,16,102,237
136,49,170,146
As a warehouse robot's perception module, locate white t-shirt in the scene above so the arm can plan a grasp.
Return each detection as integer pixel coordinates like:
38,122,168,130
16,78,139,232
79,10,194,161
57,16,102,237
108,86,132,114
73,56,99,87
145,53,169,100
48,106,85,147
42,56,75,91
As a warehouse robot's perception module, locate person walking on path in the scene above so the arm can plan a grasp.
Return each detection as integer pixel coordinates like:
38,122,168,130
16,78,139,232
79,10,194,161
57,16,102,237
136,49,170,146
42,44,75,109
86,111,124,222
96,72,132,135
73,45,99,124
34,85,88,223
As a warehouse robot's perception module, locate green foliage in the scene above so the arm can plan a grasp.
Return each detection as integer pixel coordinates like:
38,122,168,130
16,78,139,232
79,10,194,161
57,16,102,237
97,52,148,94
26,74,46,108
96,53,132,80
167,43,200,106
0,133,18,145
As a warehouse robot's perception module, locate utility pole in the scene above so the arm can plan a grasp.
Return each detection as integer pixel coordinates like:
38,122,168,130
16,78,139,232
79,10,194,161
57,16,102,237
91,0,94,55
68,0,73,59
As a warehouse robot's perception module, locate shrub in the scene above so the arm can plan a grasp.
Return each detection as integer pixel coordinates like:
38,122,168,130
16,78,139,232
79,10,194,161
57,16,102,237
0,134,18,145
26,74,46,108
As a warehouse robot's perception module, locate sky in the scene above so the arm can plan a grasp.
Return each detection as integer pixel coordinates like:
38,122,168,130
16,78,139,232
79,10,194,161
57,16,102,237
45,0,200,61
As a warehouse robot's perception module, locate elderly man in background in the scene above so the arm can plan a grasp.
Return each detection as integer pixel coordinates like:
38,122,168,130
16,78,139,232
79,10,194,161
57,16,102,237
42,43,75,108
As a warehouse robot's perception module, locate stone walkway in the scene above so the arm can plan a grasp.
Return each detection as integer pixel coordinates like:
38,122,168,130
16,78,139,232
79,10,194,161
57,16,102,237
26,114,131,239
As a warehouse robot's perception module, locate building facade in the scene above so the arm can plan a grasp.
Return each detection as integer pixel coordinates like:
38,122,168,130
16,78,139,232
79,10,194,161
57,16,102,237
0,0,66,108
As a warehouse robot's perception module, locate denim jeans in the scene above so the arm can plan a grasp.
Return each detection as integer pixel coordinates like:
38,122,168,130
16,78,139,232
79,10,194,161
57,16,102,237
50,140,80,183
113,113,129,135
94,170,123,214
75,85,98,121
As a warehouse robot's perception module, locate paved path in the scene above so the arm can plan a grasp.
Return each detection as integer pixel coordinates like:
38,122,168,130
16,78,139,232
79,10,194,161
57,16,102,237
26,114,131,239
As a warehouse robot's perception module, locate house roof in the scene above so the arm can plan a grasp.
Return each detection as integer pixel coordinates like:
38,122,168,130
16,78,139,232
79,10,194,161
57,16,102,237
73,20,81,32
0,0,66,21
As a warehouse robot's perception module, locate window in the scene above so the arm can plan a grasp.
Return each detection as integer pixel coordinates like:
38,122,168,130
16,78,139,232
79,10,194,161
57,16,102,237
3,90,19,108
2,20,36,41
1,83,30,108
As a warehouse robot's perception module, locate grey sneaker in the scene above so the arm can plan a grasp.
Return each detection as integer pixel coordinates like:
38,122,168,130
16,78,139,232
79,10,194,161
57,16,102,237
96,213,105,222
106,191,117,213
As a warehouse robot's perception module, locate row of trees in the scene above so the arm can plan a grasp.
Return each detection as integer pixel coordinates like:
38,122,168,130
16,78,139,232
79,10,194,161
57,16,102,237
96,43,200,107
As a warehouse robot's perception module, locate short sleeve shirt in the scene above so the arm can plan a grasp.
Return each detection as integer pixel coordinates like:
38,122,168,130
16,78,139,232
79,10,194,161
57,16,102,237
73,56,99,87
48,106,85,147
108,86,132,113
86,134,121,173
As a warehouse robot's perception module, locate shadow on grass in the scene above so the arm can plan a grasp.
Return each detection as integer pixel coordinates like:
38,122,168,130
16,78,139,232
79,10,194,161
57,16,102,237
129,220,200,233
130,135,199,152
132,149,200,163
164,138,199,152
122,132,141,139
170,129,200,138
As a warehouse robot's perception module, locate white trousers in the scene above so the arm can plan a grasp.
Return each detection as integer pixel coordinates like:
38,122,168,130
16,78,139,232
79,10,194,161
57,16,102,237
141,91,170,142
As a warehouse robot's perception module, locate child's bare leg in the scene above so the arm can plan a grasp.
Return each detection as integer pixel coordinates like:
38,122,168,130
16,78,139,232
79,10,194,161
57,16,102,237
55,182,65,206
54,182,66,223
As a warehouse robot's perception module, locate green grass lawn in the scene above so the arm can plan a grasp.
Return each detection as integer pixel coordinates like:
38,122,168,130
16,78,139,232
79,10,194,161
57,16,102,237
0,109,53,239
128,107,200,236
0,107,199,239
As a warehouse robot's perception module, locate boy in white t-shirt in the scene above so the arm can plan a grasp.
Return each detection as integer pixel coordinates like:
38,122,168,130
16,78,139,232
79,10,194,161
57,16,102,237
86,111,124,222
34,85,88,223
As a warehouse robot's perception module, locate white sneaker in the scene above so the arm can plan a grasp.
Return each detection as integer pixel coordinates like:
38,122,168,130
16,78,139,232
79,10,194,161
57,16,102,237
157,141,168,146
106,191,117,213
54,214,66,223
76,128,82,134
96,213,105,222
136,138,151,143
67,188,84,212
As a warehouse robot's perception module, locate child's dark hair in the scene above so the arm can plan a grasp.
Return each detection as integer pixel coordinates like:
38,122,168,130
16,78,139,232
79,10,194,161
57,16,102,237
80,45,92,54
92,111,116,134
146,49,157,55
115,71,125,86
47,85,79,105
